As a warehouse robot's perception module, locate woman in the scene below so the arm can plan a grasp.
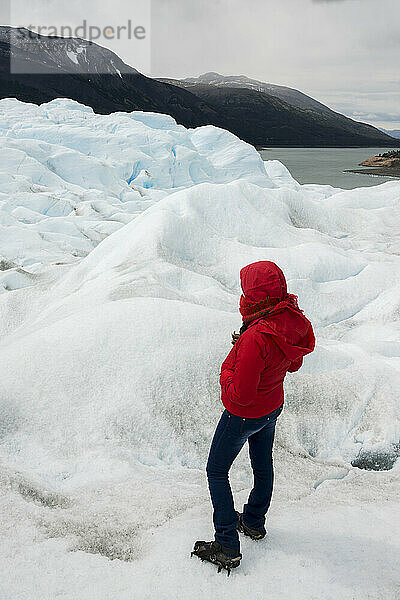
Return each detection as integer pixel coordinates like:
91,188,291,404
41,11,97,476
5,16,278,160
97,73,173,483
192,261,315,574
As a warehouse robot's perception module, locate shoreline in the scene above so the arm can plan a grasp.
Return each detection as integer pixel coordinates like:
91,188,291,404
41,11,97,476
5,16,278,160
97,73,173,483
345,168,400,178
256,145,400,151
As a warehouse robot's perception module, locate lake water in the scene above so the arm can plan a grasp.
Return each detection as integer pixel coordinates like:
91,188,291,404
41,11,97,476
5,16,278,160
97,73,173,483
258,147,399,189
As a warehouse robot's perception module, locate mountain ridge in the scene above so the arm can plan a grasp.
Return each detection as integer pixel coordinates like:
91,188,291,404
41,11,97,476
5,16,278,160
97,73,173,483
181,71,333,114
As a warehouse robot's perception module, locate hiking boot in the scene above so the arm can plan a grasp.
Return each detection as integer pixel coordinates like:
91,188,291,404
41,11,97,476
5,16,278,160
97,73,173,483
191,540,241,575
236,512,266,540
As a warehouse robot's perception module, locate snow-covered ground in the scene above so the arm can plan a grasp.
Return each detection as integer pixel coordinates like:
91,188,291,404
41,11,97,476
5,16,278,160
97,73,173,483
0,98,399,600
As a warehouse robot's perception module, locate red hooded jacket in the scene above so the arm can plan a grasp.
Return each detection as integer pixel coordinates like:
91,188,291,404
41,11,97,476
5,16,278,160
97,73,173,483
220,261,315,418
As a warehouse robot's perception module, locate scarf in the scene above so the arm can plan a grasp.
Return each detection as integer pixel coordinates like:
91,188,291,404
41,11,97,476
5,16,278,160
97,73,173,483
239,292,304,324
231,293,305,345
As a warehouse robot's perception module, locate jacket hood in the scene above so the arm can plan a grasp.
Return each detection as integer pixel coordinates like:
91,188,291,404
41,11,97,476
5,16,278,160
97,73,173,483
240,261,287,302
240,261,315,362
258,309,315,362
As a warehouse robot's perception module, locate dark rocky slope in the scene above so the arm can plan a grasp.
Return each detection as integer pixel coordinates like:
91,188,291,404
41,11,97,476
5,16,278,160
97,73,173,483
160,76,398,147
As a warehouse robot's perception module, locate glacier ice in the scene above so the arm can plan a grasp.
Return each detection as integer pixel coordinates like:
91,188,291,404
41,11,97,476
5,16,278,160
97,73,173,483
0,98,399,599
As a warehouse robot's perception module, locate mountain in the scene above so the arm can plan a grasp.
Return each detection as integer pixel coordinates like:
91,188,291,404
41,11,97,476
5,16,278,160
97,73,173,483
0,27,397,147
160,73,398,148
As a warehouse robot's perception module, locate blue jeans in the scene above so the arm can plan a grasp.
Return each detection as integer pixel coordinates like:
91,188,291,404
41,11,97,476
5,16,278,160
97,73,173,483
206,404,283,551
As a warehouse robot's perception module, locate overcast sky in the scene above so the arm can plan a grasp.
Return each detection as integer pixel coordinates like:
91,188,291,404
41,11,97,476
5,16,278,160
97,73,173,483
6,0,400,129
150,0,400,129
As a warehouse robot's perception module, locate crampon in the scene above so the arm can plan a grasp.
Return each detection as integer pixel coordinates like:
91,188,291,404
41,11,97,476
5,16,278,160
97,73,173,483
191,540,241,576
236,512,266,540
